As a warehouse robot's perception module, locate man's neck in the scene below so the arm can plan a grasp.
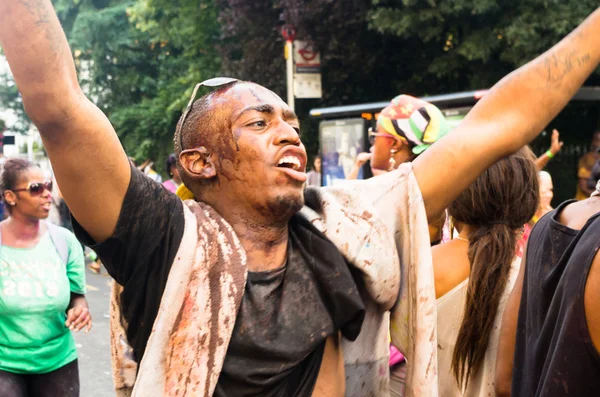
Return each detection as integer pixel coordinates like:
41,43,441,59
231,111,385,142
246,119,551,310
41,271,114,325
230,220,289,272
202,194,296,272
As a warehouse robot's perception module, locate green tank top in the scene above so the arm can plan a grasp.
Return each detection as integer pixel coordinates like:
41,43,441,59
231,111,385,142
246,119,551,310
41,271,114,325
0,231,86,374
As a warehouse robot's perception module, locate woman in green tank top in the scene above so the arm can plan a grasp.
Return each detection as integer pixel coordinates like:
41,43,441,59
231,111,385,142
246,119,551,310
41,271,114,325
0,158,91,397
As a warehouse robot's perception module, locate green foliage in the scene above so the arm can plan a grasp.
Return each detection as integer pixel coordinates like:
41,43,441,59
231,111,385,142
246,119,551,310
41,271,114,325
217,0,412,156
0,0,221,169
368,0,600,92
0,72,30,133
63,0,221,164
0,0,598,167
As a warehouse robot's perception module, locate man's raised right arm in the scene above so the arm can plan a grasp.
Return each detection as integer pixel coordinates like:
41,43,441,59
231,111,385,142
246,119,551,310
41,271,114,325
0,0,130,243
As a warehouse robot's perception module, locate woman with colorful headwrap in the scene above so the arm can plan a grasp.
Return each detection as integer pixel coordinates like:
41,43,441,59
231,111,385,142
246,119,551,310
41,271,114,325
348,95,452,247
347,95,450,179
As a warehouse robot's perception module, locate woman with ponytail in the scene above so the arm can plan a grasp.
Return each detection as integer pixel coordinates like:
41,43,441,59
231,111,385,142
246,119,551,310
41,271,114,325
433,147,539,396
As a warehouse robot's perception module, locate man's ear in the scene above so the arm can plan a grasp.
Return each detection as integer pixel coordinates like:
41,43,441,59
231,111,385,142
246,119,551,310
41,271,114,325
179,147,217,180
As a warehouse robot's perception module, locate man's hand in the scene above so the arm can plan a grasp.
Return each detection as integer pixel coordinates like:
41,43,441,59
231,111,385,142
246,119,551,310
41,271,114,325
413,8,600,222
550,129,564,156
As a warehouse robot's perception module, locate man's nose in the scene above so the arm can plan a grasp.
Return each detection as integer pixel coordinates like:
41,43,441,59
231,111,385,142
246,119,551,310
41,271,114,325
275,122,301,146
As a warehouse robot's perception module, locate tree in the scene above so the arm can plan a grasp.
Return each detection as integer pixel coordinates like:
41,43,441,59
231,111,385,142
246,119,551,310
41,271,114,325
0,63,30,133
217,0,412,156
1,0,598,166
66,0,222,164
1,0,222,168
368,0,600,92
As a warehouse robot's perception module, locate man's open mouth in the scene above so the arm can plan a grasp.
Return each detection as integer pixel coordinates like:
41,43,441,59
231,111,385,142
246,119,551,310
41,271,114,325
276,155,302,171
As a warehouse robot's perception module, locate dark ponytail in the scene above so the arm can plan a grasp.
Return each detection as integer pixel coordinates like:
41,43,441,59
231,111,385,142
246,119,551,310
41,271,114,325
448,147,539,389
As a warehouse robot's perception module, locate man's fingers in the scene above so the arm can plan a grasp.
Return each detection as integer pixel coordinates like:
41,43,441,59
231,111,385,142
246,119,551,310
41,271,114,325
85,320,93,334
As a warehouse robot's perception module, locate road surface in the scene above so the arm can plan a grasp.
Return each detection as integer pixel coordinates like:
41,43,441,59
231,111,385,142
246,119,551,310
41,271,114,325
73,266,114,397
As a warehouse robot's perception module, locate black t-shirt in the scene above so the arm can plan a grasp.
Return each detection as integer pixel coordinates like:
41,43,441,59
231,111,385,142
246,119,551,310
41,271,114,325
73,166,185,363
73,167,365,396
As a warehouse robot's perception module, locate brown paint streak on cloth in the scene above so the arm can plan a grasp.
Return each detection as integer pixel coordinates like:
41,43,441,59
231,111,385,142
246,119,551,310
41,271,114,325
109,281,137,397
132,201,247,397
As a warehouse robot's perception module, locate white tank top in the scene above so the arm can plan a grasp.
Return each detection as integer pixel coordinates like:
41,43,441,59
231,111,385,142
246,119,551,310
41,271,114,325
436,257,521,396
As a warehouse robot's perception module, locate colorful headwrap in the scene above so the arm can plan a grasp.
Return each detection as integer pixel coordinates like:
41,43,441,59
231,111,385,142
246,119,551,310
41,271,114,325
378,95,450,155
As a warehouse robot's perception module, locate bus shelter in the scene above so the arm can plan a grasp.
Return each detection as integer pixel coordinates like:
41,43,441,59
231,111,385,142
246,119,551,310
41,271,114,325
310,87,600,204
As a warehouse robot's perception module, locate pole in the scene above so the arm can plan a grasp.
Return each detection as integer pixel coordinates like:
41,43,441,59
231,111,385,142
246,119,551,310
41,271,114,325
285,39,295,111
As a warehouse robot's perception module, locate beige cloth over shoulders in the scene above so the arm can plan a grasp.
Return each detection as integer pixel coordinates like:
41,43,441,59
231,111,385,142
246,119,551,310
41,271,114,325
113,162,437,397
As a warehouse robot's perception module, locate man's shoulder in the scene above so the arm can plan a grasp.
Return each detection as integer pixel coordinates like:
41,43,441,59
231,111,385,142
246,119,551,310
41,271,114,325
302,165,419,222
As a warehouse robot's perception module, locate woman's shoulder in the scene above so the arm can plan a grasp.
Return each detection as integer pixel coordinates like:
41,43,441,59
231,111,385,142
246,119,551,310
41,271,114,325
432,241,470,299
46,222,80,250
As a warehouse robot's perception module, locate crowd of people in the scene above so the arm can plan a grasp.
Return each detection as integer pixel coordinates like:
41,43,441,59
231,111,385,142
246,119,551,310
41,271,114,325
0,1,600,397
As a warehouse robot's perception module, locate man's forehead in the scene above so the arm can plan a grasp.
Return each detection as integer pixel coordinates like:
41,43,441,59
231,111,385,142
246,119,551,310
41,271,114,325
210,83,291,114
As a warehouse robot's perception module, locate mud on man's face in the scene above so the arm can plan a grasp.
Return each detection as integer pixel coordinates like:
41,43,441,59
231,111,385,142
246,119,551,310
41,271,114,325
206,83,308,220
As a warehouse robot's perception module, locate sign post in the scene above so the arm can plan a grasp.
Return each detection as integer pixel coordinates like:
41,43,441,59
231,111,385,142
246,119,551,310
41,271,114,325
293,40,322,99
281,25,296,111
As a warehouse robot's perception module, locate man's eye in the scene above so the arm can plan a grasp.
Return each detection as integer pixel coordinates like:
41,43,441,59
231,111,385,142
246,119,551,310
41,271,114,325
249,120,266,128
293,127,301,135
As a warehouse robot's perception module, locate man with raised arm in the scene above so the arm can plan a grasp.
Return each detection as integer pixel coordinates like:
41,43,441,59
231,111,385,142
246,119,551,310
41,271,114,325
1,2,599,396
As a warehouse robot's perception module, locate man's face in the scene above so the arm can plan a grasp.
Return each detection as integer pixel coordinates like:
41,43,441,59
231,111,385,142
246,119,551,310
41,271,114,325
203,83,307,220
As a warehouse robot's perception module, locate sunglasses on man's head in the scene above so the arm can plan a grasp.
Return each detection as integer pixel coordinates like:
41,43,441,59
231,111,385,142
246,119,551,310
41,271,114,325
175,77,239,151
12,181,53,196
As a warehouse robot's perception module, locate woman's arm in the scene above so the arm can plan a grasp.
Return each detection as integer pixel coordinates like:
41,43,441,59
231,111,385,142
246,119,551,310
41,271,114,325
535,129,563,170
346,153,372,180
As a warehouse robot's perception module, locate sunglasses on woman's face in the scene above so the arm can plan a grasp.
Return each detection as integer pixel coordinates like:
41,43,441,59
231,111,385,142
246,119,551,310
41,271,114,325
12,181,53,196
368,127,396,145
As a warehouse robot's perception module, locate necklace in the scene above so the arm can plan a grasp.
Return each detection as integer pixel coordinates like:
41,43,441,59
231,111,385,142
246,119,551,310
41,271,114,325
454,236,469,243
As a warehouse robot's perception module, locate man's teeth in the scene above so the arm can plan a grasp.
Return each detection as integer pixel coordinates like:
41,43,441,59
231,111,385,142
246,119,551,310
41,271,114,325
277,156,301,170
